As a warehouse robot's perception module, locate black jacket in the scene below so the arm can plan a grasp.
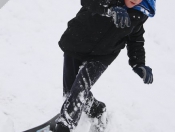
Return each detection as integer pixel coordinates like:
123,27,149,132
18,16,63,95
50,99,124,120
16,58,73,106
59,0,148,67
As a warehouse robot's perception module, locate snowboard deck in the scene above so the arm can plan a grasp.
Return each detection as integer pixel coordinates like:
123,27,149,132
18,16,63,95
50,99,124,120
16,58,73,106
23,113,59,132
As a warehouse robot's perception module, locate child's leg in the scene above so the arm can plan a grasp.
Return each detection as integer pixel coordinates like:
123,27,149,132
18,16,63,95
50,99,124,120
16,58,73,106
63,54,82,97
57,60,108,129
63,54,106,116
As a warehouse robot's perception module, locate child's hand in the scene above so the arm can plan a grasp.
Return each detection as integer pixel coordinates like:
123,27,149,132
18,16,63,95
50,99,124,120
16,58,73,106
133,65,153,84
107,6,131,28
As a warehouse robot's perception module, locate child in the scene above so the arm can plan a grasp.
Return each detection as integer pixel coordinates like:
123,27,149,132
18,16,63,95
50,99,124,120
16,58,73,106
54,0,156,132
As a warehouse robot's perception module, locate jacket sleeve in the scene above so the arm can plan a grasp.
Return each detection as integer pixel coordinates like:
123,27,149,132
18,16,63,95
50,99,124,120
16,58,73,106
126,16,148,67
81,0,117,15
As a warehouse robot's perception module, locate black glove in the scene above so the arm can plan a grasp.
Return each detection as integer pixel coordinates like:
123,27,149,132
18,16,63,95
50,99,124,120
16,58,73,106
133,65,153,84
108,6,131,28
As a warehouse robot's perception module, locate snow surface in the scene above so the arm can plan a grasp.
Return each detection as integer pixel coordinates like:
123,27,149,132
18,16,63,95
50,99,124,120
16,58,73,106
0,0,175,132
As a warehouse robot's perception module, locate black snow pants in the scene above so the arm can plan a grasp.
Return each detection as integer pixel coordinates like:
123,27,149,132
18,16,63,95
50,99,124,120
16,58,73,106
57,54,108,129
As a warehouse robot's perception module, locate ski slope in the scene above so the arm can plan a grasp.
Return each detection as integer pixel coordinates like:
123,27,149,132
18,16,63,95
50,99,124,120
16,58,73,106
0,0,175,132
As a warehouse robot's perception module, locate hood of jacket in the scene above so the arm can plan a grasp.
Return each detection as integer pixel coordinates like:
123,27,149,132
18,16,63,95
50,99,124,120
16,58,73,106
132,0,156,17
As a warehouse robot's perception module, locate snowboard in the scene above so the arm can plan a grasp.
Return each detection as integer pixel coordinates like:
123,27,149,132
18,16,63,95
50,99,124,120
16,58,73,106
23,113,59,132
23,112,109,132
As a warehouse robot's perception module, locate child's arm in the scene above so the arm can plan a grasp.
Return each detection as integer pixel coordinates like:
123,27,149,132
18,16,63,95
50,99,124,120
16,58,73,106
126,16,148,68
127,24,146,68
81,0,130,28
126,16,153,84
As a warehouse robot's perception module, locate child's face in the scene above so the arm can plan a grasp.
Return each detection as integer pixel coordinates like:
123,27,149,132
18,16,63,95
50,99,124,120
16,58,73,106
124,0,143,8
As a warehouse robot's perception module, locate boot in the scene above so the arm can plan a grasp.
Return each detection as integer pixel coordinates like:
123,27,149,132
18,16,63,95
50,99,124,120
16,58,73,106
84,98,107,132
54,122,70,132
86,98,106,118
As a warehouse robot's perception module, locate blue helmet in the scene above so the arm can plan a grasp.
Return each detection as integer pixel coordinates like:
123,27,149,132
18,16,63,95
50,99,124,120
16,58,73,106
133,0,156,17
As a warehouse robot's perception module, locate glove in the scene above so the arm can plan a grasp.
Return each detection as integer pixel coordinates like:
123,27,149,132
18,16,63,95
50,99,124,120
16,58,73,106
133,65,153,84
108,6,131,28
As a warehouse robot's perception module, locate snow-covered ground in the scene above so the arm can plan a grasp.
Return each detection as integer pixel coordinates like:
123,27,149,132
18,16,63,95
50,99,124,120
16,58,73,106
0,0,175,132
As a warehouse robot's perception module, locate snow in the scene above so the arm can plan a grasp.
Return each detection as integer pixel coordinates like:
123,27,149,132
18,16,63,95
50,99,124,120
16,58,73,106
0,0,175,132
